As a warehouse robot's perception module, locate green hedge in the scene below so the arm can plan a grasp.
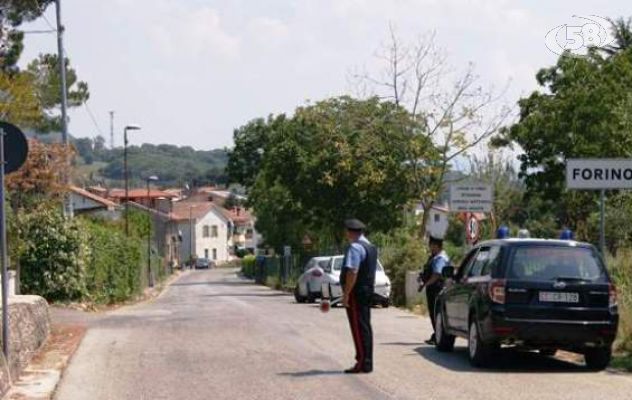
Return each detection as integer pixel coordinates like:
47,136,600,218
20,207,89,302
83,220,143,304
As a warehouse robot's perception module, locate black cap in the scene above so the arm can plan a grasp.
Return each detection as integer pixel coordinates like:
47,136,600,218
344,218,366,231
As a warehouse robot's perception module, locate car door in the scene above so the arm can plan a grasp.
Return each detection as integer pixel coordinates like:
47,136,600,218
452,247,494,331
443,248,479,331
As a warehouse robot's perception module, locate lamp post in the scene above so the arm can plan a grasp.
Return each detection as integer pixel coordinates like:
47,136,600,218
124,124,141,236
146,175,158,287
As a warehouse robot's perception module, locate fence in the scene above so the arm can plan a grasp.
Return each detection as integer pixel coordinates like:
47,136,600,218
242,247,343,289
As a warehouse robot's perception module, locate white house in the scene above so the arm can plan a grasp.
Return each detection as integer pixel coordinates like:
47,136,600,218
171,201,232,265
416,203,450,239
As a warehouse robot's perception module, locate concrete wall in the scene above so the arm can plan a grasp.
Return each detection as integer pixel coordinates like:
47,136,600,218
0,295,50,397
405,272,424,306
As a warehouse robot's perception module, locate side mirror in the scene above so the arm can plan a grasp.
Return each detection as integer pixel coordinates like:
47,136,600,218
442,265,455,279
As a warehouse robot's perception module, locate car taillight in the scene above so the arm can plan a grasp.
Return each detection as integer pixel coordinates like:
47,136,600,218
609,283,617,308
489,279,506,304
311,269,323,277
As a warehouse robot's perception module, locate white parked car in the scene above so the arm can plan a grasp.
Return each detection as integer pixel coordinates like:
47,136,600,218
294,256,332,303
294,255,391,307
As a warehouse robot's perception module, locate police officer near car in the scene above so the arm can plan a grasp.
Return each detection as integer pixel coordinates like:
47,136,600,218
418,235,450,345
340,218,378,374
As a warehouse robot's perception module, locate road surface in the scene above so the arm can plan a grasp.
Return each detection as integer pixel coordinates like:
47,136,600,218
55,268,632,400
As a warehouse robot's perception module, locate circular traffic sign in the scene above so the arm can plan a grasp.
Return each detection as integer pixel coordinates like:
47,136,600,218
467,214,480,243
0,122,29,174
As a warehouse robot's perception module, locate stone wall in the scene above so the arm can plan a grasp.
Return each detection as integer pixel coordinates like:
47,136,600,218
0,295,50,397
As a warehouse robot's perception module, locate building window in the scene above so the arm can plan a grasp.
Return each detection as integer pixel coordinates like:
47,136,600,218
204,249,209,259
203,225,210,238
434,214,441,223
245,229,254,239
212,248,217,260
211,225,218,238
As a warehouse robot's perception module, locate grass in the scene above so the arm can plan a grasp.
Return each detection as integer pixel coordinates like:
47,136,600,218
611,353,632,371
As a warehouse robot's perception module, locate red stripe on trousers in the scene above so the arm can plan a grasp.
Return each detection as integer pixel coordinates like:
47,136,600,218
350,296,364,366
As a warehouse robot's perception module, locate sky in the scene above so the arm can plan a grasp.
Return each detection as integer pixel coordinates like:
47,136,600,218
19,0,631,150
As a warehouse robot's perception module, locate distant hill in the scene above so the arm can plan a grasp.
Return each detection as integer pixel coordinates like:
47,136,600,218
71,137,229,187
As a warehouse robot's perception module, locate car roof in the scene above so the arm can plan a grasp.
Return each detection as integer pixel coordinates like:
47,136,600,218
476,238,595,249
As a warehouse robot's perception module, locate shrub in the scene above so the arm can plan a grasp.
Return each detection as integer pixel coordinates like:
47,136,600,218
20,206,89,302
376,230,427,306
607,249,632,352
242,254,256,277
83,219,143,304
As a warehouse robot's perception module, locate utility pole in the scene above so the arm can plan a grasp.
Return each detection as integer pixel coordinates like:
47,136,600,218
55,0,72,216
109,111,115,149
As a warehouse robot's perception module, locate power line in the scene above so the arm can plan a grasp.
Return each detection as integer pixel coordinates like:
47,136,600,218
85,101,106,137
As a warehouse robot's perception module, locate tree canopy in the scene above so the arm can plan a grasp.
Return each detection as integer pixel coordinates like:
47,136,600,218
229,96,435,249
493,46,632,236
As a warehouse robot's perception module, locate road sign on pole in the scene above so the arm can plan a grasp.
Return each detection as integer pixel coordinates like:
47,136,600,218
566,158,632,189
565,159,632,254
449,183,493,213
0,122,29,360
466,214,480,244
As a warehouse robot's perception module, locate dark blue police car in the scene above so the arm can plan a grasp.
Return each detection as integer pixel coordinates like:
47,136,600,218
434,239,618,370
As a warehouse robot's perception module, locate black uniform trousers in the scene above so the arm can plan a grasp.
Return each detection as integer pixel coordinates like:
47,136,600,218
426,283,442,333
346,293,373,370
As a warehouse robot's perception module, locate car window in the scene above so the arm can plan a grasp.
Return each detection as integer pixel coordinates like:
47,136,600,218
480,246,501,276
456,248,479,280
469,247,491,277
318,259,331,272
508,246,607,282
332,257,344,271
376,261,384,272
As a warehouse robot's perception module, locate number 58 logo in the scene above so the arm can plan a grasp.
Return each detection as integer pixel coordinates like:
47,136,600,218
545,15,616,58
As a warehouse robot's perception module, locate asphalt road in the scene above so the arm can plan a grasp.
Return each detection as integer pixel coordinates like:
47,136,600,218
55,268,632,400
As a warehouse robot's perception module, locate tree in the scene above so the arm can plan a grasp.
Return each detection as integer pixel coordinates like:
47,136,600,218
73,137,94,164
0,69,43,126
235,96,433,249
26,53,90,131
352,27,511,236
5,139,72,210
493,47,632,238
603,17,632,55
0,0,54,71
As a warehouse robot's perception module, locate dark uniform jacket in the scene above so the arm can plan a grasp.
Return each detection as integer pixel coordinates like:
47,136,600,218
340,240,378,303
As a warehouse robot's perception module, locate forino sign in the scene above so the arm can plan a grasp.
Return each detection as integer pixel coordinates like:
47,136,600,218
566,159,632,189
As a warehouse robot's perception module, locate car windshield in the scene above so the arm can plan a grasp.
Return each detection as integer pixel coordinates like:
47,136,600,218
508,246,607,282
332,257,343,271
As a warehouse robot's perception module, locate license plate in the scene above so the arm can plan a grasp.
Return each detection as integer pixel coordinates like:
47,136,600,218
539,291,579,303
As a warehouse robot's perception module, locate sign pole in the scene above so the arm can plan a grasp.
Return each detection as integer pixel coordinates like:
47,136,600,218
0,129,9,359
600,189,605,254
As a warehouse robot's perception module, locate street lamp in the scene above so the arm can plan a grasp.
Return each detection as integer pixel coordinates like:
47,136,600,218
146,175,158,288
124,124,141,236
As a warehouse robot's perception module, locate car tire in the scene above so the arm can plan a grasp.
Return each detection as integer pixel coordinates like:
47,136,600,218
468,321,494,368
382,299,390,308
294,286,306,303
435,310,455,352
584,347,611,371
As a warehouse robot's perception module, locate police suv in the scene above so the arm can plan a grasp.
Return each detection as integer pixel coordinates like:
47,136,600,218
434,239,618,370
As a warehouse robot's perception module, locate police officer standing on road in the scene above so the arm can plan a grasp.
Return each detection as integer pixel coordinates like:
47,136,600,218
340,218,378,374
418,236,450,345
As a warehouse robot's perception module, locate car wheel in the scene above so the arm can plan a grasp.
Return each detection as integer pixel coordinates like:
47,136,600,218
584,347,611,371
435,310,455,352
539,348,557,357
294,285,306,303
468,321,494,368
382,299,390,308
